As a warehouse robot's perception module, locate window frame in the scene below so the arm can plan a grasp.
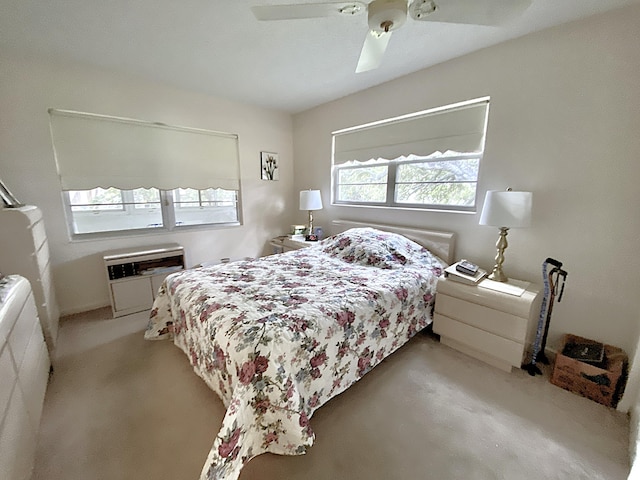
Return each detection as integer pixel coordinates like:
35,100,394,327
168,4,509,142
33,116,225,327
331,98,488,213
48,109,243,240
332,152,482,212
63,187,242,240
334,160,391,207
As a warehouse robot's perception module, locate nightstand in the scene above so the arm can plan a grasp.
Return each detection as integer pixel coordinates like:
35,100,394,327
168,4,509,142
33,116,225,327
433,276,542,372
269,235,318,254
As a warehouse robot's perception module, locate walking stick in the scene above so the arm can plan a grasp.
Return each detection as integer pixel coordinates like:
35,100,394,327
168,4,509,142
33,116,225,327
536,264,567,365
523,258,568,376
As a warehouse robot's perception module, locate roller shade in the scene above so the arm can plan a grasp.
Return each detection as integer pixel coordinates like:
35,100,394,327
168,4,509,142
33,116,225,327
48,109,240,191
333,98,489,165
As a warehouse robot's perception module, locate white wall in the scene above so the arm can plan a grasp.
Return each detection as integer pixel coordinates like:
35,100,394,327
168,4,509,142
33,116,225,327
292,3,640,406
0,51,295,315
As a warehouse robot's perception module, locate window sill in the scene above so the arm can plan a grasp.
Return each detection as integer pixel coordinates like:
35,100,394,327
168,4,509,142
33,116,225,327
67,221,242,242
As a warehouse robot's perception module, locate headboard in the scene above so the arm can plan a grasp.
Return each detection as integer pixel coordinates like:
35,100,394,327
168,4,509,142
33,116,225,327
331,220,456,265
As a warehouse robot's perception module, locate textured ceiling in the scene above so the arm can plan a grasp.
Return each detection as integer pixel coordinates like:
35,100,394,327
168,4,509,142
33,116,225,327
1,0,638,113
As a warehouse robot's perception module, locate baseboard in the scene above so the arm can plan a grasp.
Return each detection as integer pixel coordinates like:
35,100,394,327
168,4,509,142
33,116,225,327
59,302,110,318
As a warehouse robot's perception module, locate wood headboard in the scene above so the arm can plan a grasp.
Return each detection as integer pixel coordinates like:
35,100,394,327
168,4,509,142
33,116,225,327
331,220,456,265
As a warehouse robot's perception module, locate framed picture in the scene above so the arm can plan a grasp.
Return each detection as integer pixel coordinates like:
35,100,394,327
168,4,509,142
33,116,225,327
0,178,22,207
260,151,279,181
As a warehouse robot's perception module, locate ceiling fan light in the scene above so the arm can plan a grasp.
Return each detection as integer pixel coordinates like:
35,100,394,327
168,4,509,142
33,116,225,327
409,0,437,20
368,0,407,33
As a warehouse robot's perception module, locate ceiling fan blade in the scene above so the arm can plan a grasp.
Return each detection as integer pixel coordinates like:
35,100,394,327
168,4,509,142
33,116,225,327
410,0,532,26
251,2,365,21
356,30,392,73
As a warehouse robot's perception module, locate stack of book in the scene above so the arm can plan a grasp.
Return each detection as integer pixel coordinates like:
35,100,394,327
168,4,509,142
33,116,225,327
444,260,487,285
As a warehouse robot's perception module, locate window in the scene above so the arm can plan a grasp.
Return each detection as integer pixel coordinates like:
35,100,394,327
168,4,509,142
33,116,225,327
332,97,489,212
172,188,238,227
49,109,241,238
65,187,238,236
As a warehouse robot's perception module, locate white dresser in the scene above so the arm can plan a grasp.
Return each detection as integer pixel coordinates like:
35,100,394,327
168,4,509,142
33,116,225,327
0,275,51,480
0,206,59,356
433,276,542,372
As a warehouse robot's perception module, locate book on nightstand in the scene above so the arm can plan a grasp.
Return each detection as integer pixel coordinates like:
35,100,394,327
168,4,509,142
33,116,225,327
444,261,487,285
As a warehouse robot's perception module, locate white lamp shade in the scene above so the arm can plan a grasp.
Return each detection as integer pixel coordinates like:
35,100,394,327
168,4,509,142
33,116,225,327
479,190,532,228
300,190,323,211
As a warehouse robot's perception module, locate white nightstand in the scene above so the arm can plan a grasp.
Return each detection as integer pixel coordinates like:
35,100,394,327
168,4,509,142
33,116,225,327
433,276,542,372
269,235,318,253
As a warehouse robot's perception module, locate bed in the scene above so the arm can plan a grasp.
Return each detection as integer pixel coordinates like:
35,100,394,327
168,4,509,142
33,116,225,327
145,223,455,480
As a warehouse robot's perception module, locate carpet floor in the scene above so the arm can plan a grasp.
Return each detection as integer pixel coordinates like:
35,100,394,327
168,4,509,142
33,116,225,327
33,308,630,480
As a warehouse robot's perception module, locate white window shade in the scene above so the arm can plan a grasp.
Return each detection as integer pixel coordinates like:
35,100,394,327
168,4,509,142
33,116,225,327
333,98,489,165
48,109,240,191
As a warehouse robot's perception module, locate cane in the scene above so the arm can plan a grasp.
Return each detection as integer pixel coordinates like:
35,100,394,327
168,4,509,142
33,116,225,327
536,265,567,364
523,258,567,376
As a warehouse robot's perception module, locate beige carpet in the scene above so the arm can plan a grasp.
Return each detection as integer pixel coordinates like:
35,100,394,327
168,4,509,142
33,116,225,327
33,308,630,480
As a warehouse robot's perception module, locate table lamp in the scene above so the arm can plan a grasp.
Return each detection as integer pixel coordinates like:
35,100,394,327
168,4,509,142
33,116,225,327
299,190,323,240
479,189,532,282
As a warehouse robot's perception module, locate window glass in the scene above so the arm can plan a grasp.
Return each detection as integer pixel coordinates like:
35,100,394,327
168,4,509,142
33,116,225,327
67,188,162,234
68,188,124,211
337,165,388,203
173,188,238,226
174,188,200,207
395,157,479,206
132,188,162,209
64,187,238,237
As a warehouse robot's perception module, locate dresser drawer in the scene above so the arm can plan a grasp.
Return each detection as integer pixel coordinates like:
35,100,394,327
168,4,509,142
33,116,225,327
33,238,50,274
433,313,525,366
436,277,541,318
30,219,48,252
435,293,528,342
33,262,52,307
0,347,16,421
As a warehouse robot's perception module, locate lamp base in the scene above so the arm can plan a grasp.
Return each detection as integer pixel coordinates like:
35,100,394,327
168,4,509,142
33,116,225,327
488,269,508,283
307,210,314,237
489,227,510,283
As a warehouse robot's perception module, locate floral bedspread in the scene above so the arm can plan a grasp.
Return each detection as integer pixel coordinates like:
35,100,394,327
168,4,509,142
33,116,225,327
145,228,446,480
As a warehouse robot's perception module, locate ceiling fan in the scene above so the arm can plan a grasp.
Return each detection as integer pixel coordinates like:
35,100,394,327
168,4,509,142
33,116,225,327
251,0,532,73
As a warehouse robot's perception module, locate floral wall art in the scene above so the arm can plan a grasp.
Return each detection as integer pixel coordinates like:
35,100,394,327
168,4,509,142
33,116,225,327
260,151,279,181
